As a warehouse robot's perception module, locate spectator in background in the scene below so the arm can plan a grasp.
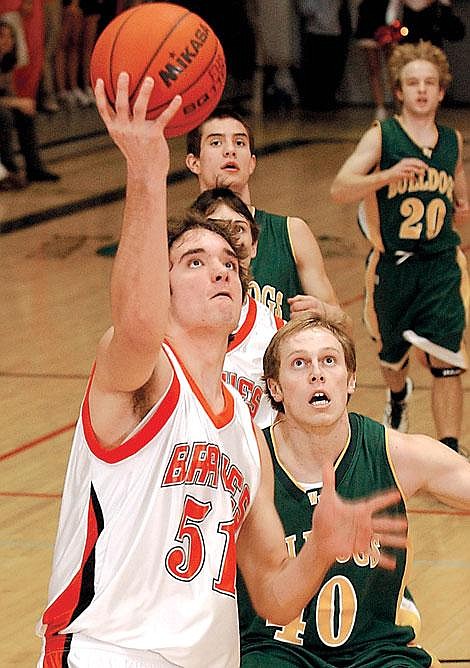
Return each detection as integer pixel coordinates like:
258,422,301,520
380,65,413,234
5,0,45,101
249,0,300,113
0,18,60,185
355,0,394,121
355,0,464,121
296,0,351,112
388,0,465,48
38,0,61,113
55,0,100,108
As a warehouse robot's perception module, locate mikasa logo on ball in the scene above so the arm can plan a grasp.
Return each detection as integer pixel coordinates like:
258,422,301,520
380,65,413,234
159,23,210,88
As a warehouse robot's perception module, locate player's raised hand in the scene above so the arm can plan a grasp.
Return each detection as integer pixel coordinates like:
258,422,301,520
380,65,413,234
312,463,407,571
95,72,181,175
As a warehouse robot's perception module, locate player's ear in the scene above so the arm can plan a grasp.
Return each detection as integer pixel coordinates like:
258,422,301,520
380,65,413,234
186,153,200,175
267,377,283,402
395,86,403,104
347,373,356,396
248,154,256,176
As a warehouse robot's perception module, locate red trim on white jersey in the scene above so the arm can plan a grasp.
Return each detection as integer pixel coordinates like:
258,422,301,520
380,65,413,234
41,484,104,661
227,295,258,351
38,343,260,667
83,362,181,464
223,297,284,428
164,339,235,429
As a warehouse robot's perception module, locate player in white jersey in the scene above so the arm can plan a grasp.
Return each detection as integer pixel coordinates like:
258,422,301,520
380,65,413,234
37,342,259,668
38,74,408,667
225,294,284,428
191,188,284,429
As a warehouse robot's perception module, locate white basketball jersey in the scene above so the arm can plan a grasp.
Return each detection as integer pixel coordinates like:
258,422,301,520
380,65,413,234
37,342,261,668
224,296,284,429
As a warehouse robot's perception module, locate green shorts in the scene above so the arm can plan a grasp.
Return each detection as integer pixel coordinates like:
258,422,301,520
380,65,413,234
364,248,468,367
241,639,432,667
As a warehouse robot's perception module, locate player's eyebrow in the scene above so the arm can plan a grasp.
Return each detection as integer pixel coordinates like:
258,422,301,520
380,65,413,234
205,132,249,141
178,247,238,262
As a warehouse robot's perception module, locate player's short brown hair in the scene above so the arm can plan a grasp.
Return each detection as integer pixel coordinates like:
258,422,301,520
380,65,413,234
186,106,255,157
263,314,356,413
191,187,259,243
388,40,452,92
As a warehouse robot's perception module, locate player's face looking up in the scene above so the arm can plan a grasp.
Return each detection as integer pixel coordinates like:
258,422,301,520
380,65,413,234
267,326,356,427
168,228,243,333
189,117,256,193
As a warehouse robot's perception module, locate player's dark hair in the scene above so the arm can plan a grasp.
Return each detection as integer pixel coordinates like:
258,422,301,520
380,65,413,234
186,106,255,156
191,188,259,243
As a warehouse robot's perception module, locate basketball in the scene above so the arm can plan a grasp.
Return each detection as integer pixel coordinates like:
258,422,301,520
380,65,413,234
90,2,226,138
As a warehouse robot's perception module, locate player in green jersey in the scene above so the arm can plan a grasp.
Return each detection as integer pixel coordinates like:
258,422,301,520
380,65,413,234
239,313,470,667
331,41,469,449
185,107,350,329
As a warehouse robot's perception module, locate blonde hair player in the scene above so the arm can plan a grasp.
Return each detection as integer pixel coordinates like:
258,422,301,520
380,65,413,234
239,313,470,666
331,41,469,448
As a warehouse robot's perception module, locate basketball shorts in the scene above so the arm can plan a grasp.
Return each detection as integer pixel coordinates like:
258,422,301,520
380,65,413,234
364,248,468,368
241,639,432,667
37,634,182,668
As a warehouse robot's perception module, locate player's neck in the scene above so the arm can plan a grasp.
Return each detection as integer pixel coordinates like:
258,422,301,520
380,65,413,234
397,109,438,145
272,413,350,481
166,329,229,410
240,185,252,207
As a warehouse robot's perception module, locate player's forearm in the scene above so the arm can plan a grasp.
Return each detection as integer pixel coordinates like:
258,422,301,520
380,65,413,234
330,170,391,204
110,174,169,347
248,539,332,626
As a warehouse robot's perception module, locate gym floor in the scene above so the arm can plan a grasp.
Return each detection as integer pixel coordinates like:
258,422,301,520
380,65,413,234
1,102,469,665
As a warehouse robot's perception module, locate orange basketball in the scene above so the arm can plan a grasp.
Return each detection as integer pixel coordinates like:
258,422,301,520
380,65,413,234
90,2,226,138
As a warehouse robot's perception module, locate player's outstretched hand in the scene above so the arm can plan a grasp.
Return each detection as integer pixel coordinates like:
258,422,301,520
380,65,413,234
313,463,407,571
94,72,182,176
288,295,326,319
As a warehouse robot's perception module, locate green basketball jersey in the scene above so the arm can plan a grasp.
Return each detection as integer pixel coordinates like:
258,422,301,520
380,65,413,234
238,413,432,667
362,117,460,256
249,209,303,320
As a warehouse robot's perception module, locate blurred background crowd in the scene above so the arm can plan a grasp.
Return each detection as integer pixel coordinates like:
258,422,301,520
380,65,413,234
0,0,468,191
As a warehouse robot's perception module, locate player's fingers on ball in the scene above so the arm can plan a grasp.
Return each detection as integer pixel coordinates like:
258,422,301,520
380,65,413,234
94,78,111,120
114,71,131,116
133,76,154,119
158,95,183,128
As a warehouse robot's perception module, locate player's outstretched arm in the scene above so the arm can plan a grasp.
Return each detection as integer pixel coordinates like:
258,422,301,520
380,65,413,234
89,73,182,444
236,432,407,625
330,124,427,204
287,215,339,307
389,430,470,510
